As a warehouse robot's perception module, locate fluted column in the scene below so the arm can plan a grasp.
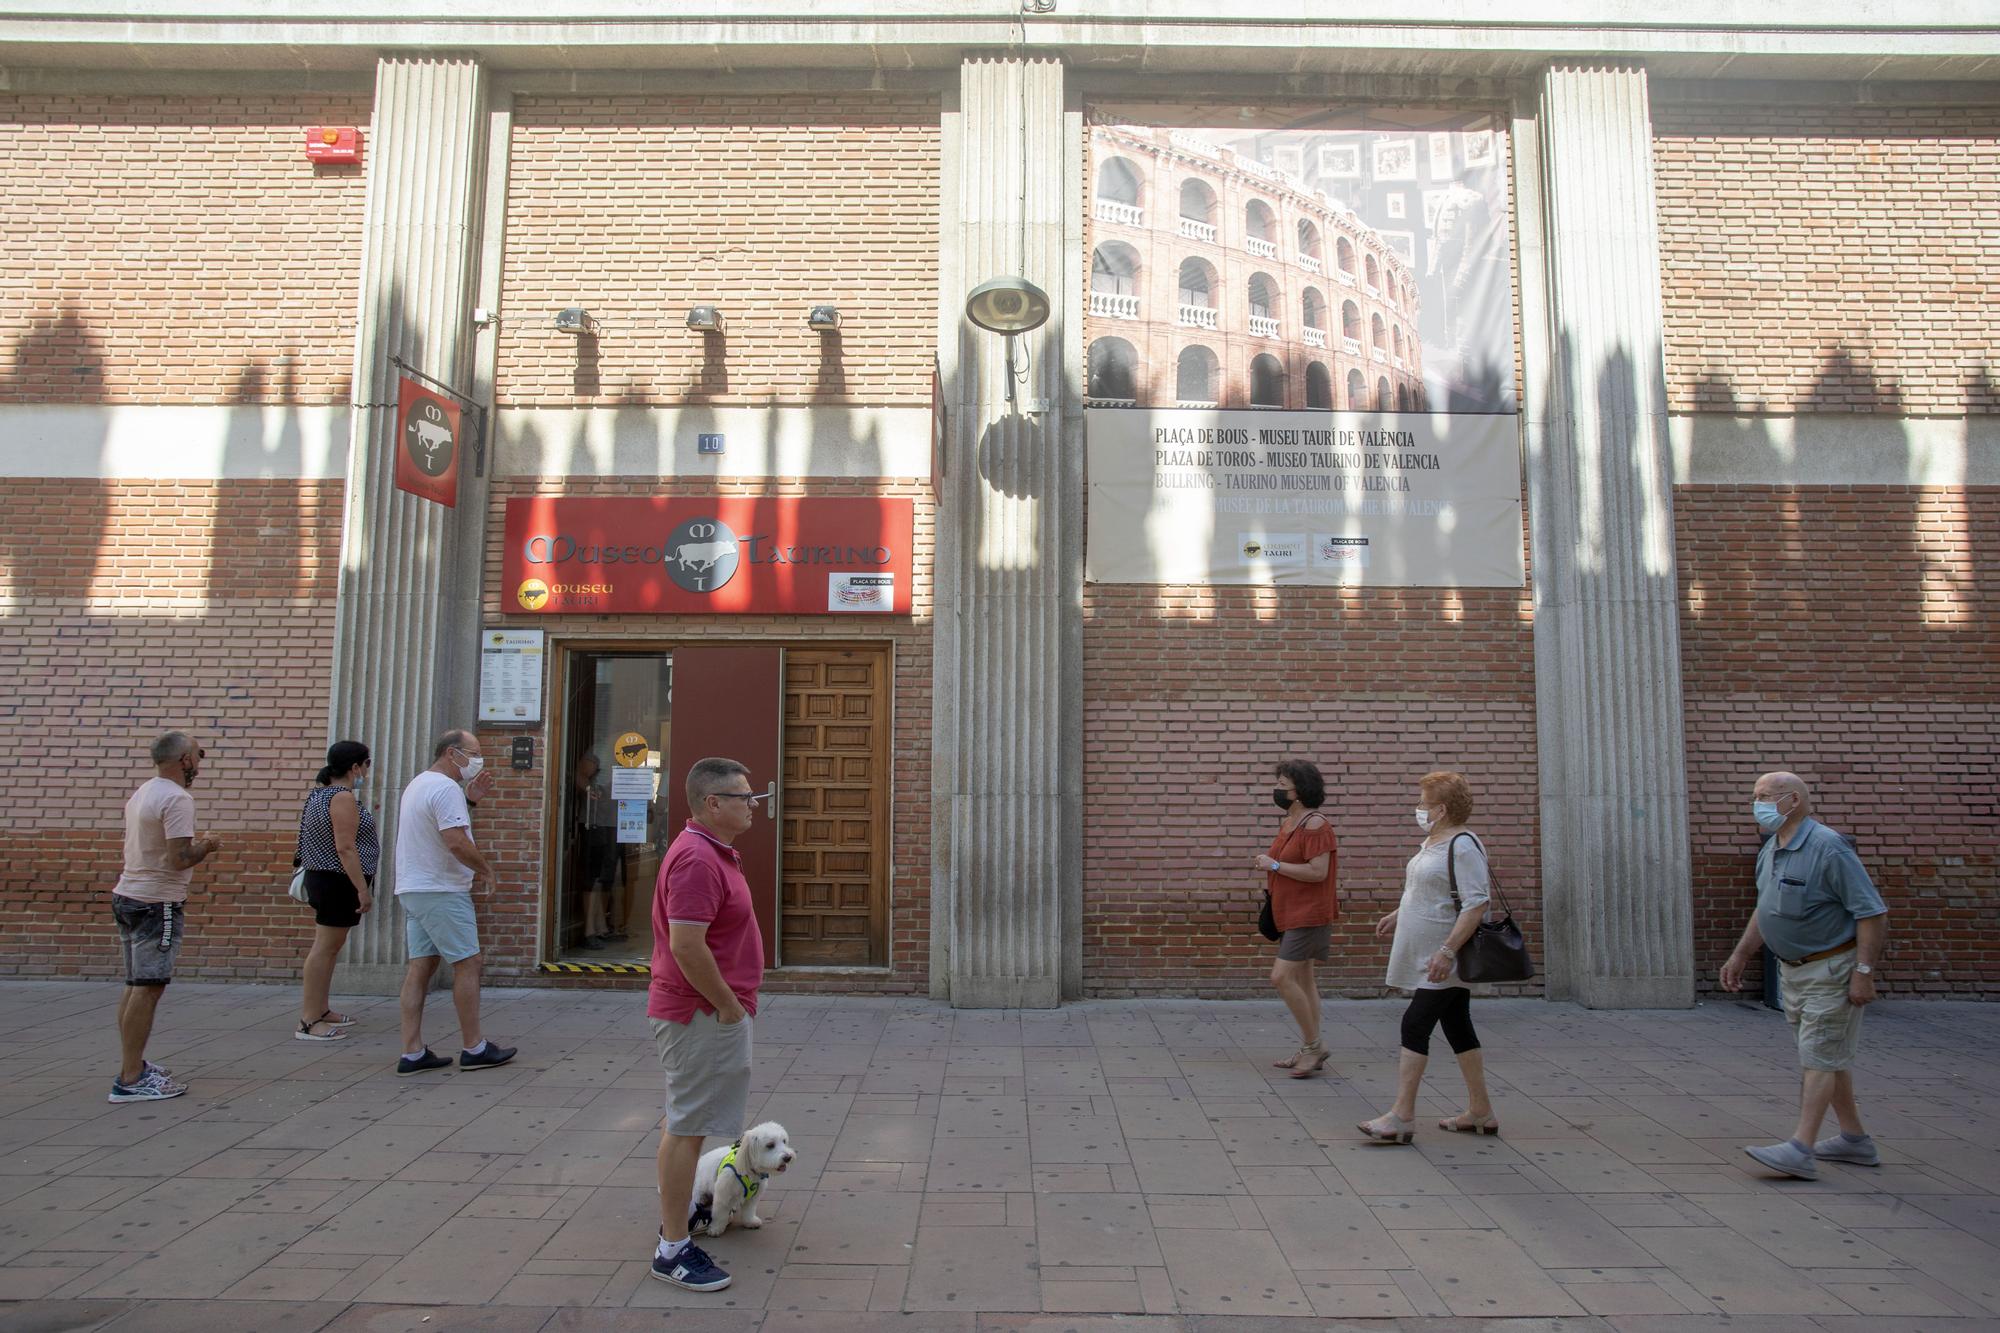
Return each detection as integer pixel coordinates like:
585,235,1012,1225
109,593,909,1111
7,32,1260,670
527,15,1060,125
1526,63,1694,1007
930,56,1082,1007
330,57,490,991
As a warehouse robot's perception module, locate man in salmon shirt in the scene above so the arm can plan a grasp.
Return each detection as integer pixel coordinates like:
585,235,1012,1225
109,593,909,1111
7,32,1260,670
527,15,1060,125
645,756,766,1292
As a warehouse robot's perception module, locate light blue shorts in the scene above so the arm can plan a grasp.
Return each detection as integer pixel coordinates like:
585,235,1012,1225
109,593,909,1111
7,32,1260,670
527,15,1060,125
401,891,481,963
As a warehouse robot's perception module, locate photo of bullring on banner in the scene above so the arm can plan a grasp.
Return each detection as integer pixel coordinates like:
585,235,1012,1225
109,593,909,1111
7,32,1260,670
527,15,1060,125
1083,104,1523,588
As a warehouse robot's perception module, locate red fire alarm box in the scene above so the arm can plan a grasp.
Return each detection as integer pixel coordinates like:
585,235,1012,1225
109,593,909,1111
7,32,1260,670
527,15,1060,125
305,127,361,165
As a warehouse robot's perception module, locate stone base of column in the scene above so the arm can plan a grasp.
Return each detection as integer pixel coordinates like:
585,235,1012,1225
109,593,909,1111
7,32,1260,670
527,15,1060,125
1576,975,1692,1010
952,976,1061,1010
331,961,406,996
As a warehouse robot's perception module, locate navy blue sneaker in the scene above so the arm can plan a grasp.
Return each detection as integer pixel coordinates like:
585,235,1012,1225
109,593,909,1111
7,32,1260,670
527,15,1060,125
651,1241,731,1291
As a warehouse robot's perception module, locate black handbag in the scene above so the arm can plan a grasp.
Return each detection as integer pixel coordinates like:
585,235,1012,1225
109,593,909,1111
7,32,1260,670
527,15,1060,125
1257,891,1281,941
1446,832,1535,983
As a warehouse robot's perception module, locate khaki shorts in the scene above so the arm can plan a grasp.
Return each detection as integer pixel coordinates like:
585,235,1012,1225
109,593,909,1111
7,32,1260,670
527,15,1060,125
1780,949,1865,1072
650,1010,753,1138
1277,925,1332,962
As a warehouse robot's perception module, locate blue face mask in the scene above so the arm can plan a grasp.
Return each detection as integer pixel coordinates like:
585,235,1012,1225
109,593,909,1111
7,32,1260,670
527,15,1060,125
1752,798,1786,833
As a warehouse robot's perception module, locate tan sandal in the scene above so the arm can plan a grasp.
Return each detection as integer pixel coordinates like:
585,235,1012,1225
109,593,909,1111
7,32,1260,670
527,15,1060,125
1272,1045,1310,1070
1288,1044,1330,1079
1357,1113,1415,1144
1438,1113,1500,1135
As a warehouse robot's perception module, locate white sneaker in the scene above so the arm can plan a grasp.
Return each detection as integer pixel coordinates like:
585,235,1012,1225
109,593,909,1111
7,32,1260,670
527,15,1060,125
1812,1134,1881,1166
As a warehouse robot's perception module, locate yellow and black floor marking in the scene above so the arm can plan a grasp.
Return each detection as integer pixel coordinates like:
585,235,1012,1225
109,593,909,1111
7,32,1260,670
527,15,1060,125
539,960,652,976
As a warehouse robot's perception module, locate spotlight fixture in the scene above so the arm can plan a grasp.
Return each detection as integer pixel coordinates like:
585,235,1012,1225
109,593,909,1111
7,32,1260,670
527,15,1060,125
806,304,841,331
554,307,592,335
686,304,724,332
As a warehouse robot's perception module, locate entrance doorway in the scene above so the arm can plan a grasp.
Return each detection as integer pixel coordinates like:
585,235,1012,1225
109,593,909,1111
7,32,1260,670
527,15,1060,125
546,642,890,972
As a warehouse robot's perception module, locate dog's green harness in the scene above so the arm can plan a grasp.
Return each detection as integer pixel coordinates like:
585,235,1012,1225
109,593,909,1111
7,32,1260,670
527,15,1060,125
717,1141,764,1204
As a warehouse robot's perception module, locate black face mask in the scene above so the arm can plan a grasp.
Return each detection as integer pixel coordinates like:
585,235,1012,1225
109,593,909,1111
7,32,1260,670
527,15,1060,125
1272,788,1294,810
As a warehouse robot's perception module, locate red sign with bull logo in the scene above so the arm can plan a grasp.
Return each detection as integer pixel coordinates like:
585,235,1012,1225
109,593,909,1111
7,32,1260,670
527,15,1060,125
393,374,461,508
500,496,914,615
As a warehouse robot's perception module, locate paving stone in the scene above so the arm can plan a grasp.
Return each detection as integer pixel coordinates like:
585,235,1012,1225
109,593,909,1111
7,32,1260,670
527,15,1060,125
790,1187,922,1264
1393,1227,1586,1317
904,1224,1041,1312
1035,1192,1163,1268
1155,1227,1313,1315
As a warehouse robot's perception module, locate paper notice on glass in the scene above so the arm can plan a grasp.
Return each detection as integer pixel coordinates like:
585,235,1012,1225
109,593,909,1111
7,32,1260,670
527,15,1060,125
616,800,648,844
477,629,545,723
610,767,654,802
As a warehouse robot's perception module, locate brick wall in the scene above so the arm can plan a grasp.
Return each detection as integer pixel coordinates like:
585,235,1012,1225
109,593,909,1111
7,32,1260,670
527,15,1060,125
0,479,344,982
1676,485,2000,997
1654,101,2000,416
1082,580,1542,998
497,94,939,408
469,473,937,995
0,93,371,405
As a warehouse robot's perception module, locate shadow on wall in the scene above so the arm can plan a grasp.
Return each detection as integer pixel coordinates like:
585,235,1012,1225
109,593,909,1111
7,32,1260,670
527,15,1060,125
1678,345,1997,995
0,307,112,601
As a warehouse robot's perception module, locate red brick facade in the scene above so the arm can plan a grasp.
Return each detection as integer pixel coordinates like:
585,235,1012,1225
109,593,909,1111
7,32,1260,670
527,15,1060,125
498,95,940,408
0,93,371,406
1655,102,2000,417
0,479,344,982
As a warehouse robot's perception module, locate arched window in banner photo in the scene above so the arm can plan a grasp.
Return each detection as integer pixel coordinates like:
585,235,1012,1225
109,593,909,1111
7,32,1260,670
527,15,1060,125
1081,105,1523,590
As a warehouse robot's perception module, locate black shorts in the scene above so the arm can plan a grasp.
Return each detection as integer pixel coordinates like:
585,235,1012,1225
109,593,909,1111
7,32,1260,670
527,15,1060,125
304,870,370,929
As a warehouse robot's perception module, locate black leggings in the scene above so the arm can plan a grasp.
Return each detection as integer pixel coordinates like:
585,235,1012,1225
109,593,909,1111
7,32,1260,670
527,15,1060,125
1401,987,1479,1056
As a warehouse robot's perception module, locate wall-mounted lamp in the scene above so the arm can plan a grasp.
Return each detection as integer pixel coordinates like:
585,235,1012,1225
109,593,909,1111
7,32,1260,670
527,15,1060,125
964,276,1050,408
807,304,842,331
554,307,593,335
686,305,725,332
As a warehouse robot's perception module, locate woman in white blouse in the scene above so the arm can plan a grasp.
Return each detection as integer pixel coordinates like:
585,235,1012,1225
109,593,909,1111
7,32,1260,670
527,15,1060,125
1357,770,1500,1143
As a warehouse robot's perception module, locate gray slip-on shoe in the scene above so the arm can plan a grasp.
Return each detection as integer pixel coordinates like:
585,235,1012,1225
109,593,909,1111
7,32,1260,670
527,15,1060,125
1813,1134,1882,1166
1745,1140,1820,1180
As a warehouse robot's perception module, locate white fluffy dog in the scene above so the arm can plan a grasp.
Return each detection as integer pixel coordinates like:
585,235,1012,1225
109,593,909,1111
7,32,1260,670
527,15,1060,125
689,1121,794,1237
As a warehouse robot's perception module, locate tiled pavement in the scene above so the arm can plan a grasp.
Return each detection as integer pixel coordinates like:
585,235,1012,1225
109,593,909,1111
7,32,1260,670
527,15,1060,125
3,981,1999,1332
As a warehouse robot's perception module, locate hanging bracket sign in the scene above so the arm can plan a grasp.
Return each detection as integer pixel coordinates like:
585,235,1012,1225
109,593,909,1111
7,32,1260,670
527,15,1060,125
389,355,489,506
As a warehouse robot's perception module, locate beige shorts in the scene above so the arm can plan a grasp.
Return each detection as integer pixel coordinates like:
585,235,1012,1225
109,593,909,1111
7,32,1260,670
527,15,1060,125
650,1010,753,1138
1779,949,1865,1072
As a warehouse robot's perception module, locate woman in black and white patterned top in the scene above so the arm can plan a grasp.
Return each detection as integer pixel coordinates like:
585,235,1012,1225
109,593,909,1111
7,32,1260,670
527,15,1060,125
294,740,379,1041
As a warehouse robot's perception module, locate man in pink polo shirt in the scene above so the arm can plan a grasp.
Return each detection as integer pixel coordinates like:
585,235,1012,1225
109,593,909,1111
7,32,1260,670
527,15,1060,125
645,756,766,1293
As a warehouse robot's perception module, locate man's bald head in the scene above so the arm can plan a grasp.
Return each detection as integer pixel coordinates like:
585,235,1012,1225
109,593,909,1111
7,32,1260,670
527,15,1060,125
1754,771,1810,806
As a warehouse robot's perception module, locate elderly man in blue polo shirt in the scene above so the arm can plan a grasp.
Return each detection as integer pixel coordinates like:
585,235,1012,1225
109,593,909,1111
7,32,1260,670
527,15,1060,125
1720,771,1889,1181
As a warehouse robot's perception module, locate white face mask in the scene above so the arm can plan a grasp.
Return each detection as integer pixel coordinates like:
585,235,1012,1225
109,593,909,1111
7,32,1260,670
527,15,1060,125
1415,807,1435,832
455,751,485,783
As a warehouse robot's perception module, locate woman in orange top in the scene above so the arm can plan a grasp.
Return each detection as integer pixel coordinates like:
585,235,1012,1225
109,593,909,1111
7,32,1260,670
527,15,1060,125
1254,759,1340,1078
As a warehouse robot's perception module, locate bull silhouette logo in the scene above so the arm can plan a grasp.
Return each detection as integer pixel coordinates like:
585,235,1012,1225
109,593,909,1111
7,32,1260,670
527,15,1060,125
664,517,741,594
403,397,455,478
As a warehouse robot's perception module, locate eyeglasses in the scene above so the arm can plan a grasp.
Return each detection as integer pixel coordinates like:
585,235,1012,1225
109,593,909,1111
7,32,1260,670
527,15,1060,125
713,791,764,807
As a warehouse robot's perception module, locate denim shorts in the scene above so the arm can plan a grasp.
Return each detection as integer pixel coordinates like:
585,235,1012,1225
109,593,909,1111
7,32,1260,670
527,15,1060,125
401,891,481,963
113,897,184,985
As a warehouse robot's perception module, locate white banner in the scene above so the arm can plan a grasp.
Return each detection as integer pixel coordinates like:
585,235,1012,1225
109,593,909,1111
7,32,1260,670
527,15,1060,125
1085,409,1524,588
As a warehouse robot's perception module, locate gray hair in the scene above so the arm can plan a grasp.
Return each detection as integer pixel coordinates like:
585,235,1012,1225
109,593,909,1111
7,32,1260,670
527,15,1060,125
686,756,751,808
433,728,474,759
150,731,194,765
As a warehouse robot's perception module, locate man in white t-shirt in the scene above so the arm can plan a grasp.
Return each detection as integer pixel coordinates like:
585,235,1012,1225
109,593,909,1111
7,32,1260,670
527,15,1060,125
394,728,517,1075
109,732,221,1103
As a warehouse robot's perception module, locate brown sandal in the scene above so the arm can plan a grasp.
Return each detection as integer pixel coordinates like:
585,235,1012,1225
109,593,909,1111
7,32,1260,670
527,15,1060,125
1272,1045,1310,1070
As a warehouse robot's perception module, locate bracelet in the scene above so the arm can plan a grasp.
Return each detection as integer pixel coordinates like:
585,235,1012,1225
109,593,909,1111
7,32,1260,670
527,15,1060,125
1436,945,1456,959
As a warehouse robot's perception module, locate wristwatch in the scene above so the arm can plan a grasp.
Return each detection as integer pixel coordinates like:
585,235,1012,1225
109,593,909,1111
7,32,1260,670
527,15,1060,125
1855,963,1873,975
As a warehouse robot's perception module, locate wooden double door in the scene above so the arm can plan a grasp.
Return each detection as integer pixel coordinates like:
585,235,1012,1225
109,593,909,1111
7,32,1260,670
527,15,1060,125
550,642,889,970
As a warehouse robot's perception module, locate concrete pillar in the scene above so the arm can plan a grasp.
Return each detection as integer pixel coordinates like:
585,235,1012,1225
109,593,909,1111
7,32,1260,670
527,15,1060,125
1523,63,1696,1008
930,56,1084,1007
329,56,490,992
